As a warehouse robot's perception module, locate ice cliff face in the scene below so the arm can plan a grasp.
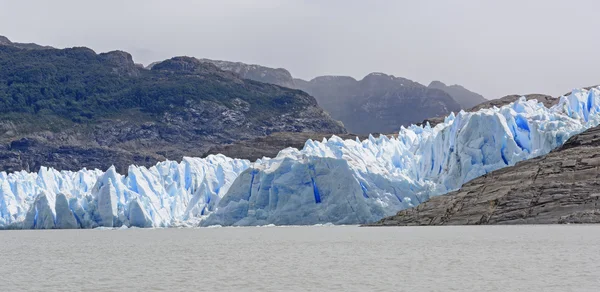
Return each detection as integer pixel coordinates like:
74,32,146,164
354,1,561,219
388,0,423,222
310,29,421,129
0,156,249,229
1,87,600,228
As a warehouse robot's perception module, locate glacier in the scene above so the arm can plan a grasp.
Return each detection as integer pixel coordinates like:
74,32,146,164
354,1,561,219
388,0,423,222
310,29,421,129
1,87,600,229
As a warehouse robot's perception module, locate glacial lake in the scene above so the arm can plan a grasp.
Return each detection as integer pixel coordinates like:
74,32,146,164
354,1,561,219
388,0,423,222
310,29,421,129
1,225,600,291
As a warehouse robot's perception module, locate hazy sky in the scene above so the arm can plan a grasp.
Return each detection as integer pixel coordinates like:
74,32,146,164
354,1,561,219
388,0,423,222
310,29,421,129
1,0,599,99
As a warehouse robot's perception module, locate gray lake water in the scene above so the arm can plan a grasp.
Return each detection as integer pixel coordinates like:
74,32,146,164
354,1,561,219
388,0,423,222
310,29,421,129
1,225,600,291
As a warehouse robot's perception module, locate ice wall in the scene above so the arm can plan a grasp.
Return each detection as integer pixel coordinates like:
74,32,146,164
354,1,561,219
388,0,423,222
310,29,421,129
0,156,249,228
202,87,600,226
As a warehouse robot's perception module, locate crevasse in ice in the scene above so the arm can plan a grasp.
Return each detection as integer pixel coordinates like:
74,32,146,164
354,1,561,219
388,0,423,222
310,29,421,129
1,87,599,228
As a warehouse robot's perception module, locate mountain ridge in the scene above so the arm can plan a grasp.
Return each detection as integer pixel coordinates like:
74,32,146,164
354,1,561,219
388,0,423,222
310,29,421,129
190,58,486,134
0,36,345,173
294,72,461,134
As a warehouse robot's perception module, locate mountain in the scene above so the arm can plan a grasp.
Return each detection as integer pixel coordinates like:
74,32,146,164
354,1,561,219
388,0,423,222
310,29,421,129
197,59,296,88
294,73,461,134
371,123,600,226
2,86,598,229
0,36,345,173
428,80,487,108
184,60,485,135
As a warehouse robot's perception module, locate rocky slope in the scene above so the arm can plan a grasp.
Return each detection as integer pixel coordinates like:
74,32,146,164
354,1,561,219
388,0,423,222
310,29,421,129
0,37,345,173
370,125,600,226
295,73,462,134
428,80,487,108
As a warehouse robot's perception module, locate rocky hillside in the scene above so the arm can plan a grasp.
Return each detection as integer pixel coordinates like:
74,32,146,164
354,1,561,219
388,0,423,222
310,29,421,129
428,80,486,108
370,125,600,226
295,73,462,134
0,36,345,173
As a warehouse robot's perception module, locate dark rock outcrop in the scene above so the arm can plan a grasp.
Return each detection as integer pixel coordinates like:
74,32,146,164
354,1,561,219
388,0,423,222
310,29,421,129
369,125,600,226
99,50,140,77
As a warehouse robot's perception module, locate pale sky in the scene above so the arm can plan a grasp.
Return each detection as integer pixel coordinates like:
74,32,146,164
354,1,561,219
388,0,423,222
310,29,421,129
1,0,598,99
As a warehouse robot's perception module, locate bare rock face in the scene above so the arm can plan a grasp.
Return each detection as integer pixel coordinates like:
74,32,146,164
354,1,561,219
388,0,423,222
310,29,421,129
99,50,140,77
370,125,600,226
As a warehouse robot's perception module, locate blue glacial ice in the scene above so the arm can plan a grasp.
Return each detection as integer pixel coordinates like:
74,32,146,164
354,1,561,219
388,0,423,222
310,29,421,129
1,87,600,228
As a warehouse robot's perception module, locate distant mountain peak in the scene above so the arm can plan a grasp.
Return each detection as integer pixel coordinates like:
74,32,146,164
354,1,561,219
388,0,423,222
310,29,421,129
310,75,358,83
0,35,12,45
197,58,295,88
296,73,460,134
365,72,392,78
428,80,486,109
428,80,446,87
150,57,243,82
0,35,54,50
98,50,140,77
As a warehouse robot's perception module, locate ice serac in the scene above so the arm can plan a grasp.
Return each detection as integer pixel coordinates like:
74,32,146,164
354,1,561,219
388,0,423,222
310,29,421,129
23,192,56,229
0,88,600,228
96,180,118,227
55,193,78,229
128,198,152,228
